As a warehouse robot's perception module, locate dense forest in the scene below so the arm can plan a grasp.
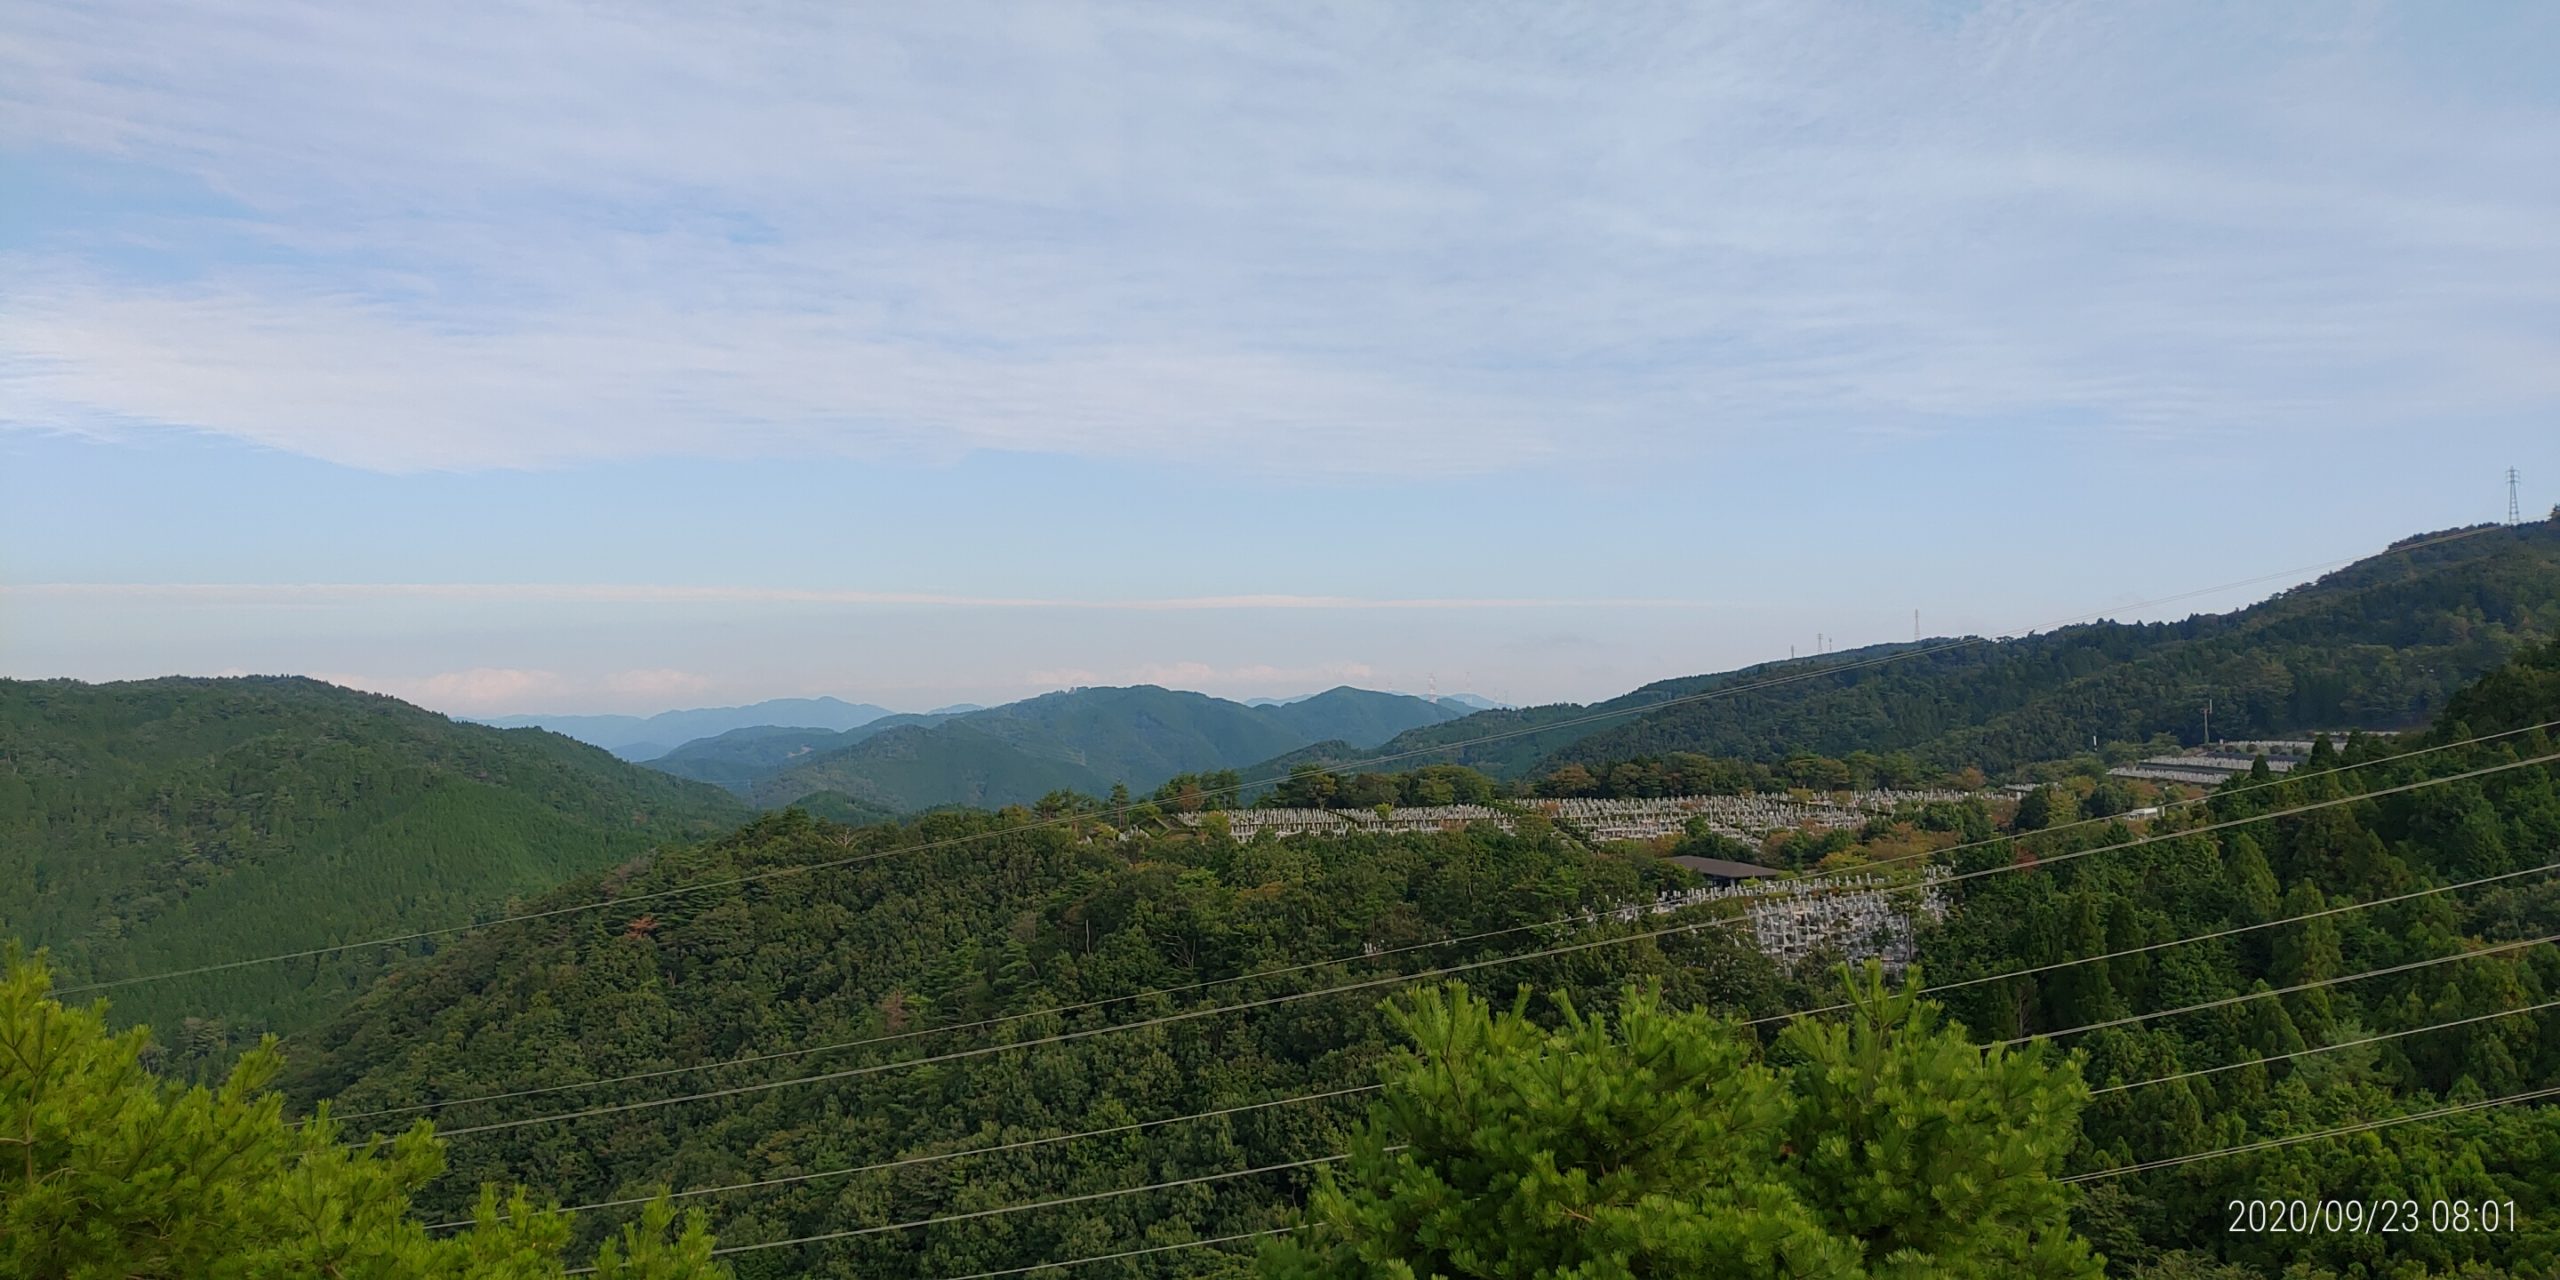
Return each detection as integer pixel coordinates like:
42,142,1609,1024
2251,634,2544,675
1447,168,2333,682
274,807,1778,1277
0,676,749,1048
1283,521,2560,784
9,595,2560,1276
1,950,730,1278
648,719,953,792
17,639,2492,1277
1916,638,2560,1277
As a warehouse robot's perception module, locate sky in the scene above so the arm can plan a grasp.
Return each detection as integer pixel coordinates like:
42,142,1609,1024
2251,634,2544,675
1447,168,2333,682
3,1,2556,715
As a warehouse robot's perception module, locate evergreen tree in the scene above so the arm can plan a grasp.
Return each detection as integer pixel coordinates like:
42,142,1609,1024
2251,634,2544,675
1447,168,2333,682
1264,968,2099,1279
0,950,724,1280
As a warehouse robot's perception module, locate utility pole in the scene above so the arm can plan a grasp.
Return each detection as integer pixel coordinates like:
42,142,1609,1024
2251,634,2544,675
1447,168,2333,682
2511,467,2524,526
2203,694,2212,747
1913,609,1920,643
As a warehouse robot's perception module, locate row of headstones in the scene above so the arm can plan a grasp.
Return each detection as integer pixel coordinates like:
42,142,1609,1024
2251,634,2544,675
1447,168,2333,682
1194,788,1978,842
1575,872,1949,969
1198,805,1509,838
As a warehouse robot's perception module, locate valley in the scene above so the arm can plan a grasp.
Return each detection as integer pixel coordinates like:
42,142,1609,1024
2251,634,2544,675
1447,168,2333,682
9,522,2560,1278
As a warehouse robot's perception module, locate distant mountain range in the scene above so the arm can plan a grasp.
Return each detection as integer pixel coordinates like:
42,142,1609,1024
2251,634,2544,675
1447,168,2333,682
563,524,2560,812
651,684,1474,811
12,519,2556,1052
475,696,897,759
477,690,1506,763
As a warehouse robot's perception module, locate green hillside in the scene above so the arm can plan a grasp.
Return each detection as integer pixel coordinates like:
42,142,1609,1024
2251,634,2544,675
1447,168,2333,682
480,696,897,759
0,676,750,1046
258,642,2560,1278
958,685,1307,777
282,806,1748,1273
1549,521,2560,776
731,685,1459,812
1280,522,2560,786
749,720,1122,811
647,714,954,794
640,725,848,791
1253,684,1465,744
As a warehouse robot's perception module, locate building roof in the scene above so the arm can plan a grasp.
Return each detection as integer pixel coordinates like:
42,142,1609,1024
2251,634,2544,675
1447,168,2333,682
1668,855,1786,880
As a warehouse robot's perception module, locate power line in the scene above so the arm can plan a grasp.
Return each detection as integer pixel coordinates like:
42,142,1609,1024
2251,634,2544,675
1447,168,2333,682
329,717,2560,1128
2090,995,2560,1096
421,899,1761,1139
842,1000,2560,1279
399,750,2560,1141
878,1078,2560,1280
926,1228,1296,1280
427,861,2557,1229
886,1082,2560,1276
914,1076,2560,1279
645,1151,1378,1268
426,1083,1383,1229
1999,932,2557,1047
540,946,2556,1270
63,526,2506,998
1751,858,2560,1028
2066,1083,2560,1182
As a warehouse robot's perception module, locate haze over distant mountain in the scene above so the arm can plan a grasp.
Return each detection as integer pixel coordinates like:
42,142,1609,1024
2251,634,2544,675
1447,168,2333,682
1249,690,1511,710
273,639,2560,1279
647,713,958,792
476,696,895,760
671,684,1469,811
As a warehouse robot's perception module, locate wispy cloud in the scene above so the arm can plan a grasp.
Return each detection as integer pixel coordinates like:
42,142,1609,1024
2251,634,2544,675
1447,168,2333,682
3,2,2551,474
305,667,561,712
301,666,715,713
0,582,1734,610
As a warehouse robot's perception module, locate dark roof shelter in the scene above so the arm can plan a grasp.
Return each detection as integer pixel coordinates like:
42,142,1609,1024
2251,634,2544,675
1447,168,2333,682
1668,855,1786,884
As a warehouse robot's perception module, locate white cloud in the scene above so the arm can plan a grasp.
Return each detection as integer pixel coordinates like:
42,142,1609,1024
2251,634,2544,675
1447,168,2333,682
2,1,2555,474
0,582,1732,610
601,667,715,698
306,665,717,713
311,666,565,712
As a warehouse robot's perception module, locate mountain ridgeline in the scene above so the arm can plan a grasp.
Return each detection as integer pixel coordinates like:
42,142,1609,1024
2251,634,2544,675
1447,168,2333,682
1271,521,2560,787
478,696,900,761
264,638,2560,1279
0,676,751,1045
11,528,2560,1277
654,685,1472,812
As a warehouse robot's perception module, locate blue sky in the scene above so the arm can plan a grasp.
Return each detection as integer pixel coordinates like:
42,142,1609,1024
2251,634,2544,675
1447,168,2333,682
3,1,2555,714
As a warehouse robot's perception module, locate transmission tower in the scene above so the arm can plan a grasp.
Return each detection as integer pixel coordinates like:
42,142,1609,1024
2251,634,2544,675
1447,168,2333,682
2510,467,2524,525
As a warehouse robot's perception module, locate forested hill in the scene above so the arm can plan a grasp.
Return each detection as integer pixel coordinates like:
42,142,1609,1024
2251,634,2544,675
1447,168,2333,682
708,684,1466,811
263,641,2560,1278
283,796,1775,1276
647,714,956,792
479,695,898,761
1305,520,2560,783
0,676,750,1048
